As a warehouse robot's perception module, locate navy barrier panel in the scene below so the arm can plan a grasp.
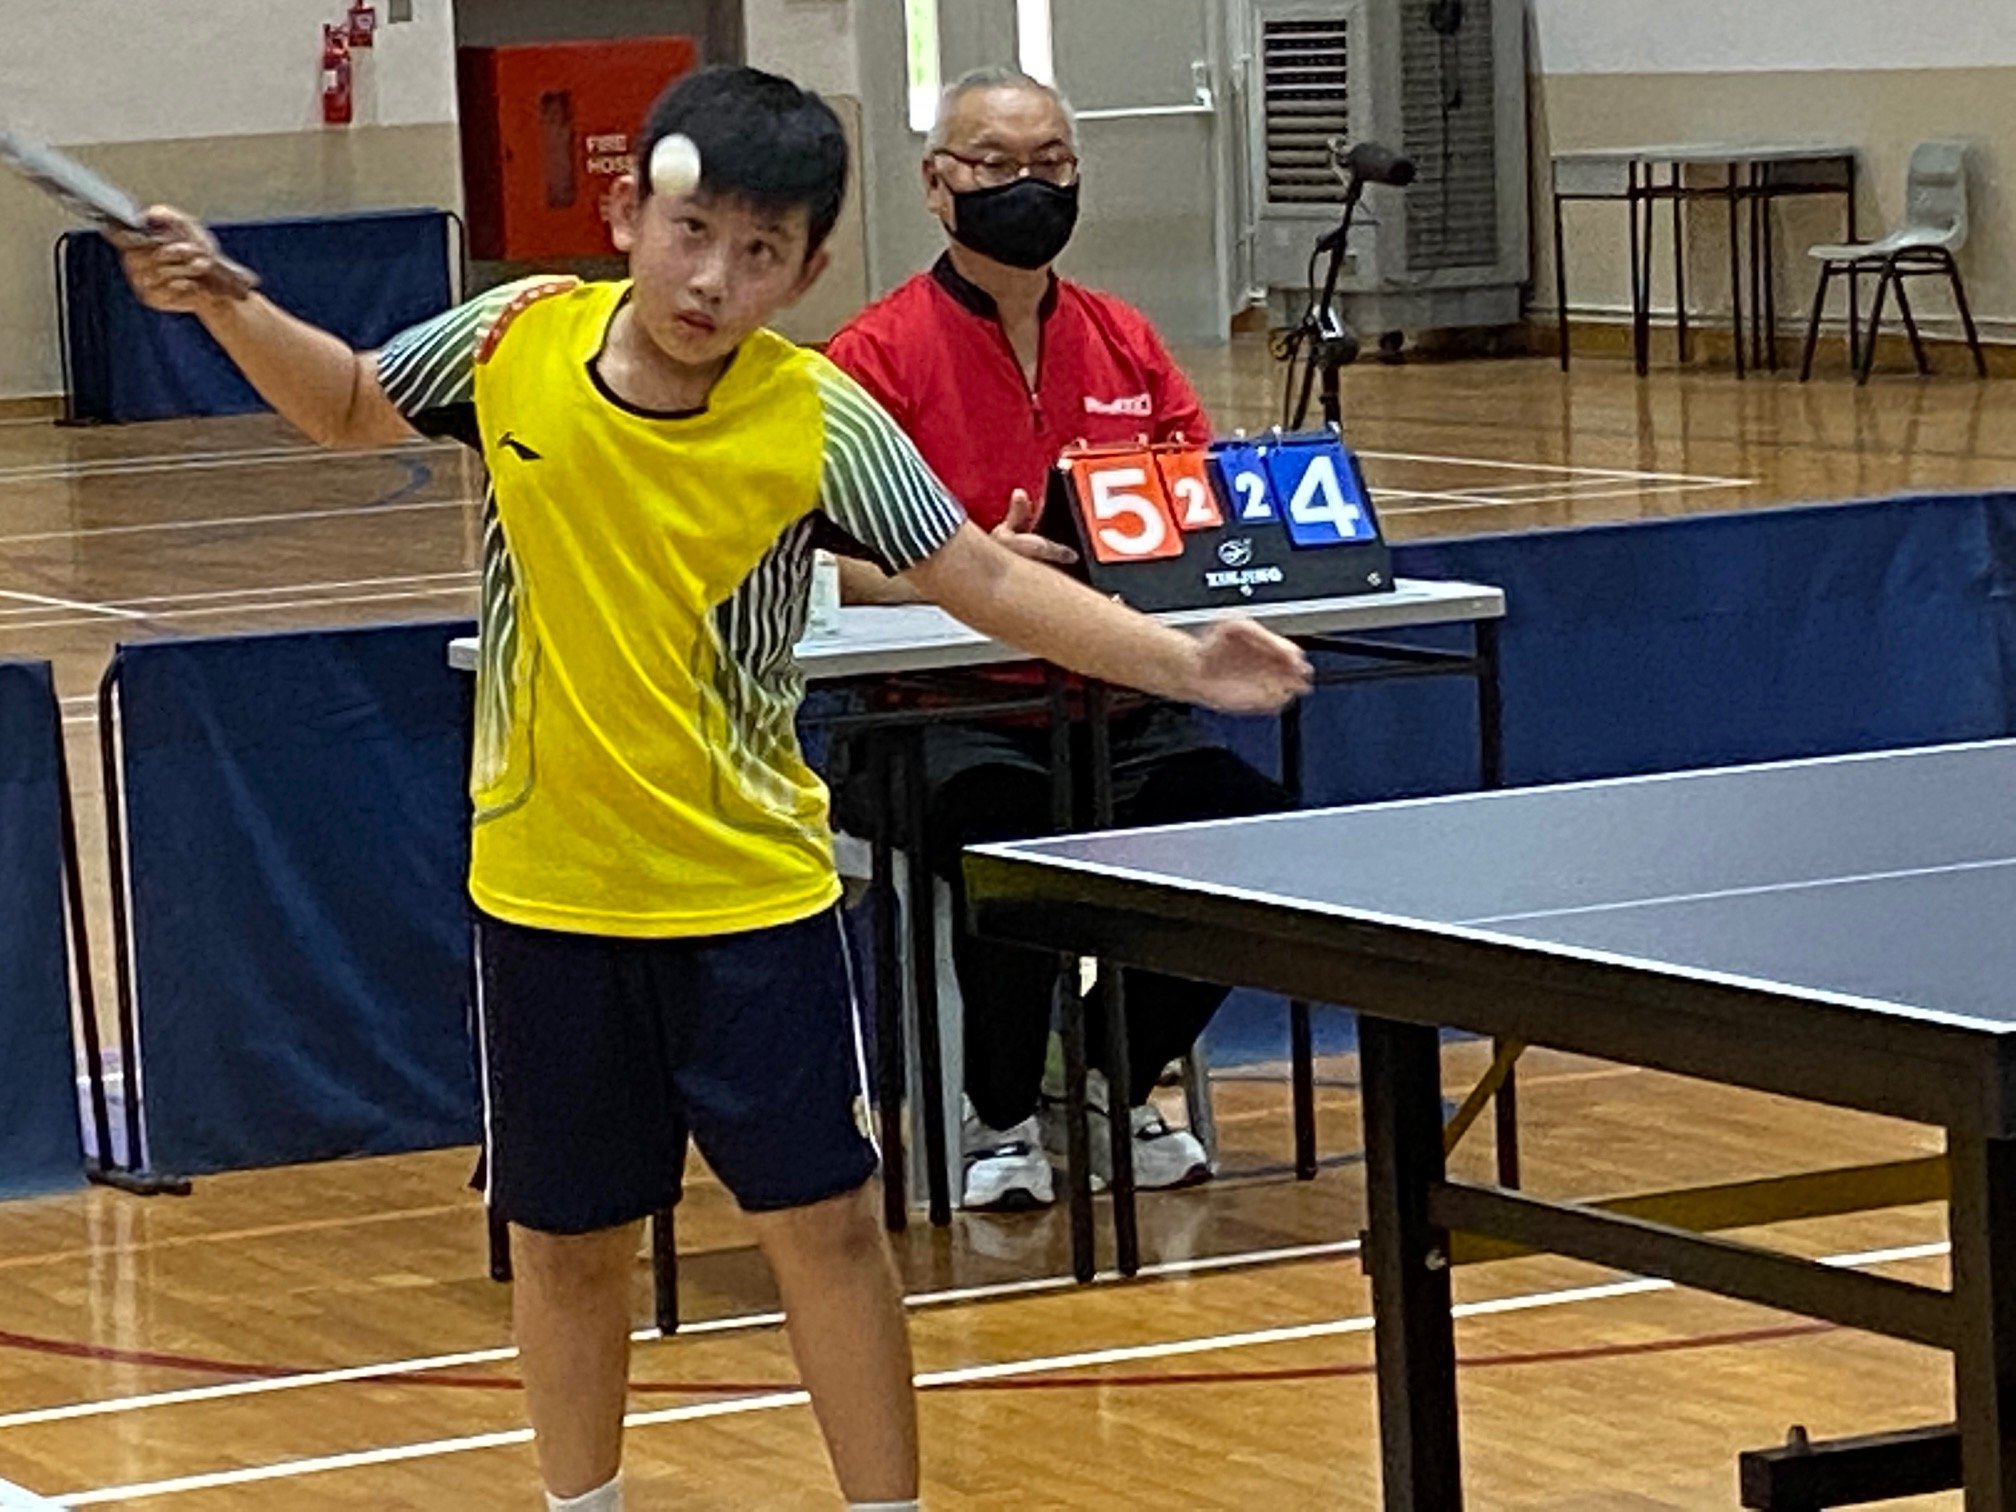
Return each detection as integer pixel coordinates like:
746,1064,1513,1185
0,661,85,1196
118,623,477,1175
1197,491,2016,806
62,209,454,423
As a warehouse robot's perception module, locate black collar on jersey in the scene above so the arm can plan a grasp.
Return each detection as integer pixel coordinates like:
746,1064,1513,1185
586,288,729,421
931,253,1060,324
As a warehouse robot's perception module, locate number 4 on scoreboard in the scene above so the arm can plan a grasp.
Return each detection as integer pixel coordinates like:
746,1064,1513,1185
1266,442,1378,548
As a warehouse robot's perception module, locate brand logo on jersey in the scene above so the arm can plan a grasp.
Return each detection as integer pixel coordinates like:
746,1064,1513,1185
1084,393,1153,417
498,433,543,462
1217,537,1254,567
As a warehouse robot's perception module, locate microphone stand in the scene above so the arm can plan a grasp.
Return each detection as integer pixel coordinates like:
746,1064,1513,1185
1279,169,1371,431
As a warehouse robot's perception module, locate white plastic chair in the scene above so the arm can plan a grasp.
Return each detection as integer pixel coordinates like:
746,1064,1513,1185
1800,140,1987,384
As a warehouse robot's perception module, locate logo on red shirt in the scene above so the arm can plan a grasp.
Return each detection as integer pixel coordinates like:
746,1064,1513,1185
1084,393,1153,417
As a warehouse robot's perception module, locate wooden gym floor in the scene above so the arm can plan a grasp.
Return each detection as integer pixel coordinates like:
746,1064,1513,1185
0,343,2008,1508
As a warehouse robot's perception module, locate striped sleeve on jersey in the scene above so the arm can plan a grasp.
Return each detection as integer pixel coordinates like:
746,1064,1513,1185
812,364,967,572
373,279,557,443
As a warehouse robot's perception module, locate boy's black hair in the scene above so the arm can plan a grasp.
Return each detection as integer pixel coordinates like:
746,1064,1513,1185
637,66,849,258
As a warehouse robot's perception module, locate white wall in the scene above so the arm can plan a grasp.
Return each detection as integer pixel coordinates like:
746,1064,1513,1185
0,0,459,145
1534,0,2016,76
743,0,859,97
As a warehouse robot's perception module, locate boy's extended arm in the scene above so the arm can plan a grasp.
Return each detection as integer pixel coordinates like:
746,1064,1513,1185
901,523,1311,717
120,206,414,449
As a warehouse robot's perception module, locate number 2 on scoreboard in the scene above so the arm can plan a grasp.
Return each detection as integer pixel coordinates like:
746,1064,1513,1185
1211,444,1279,525
1156,448,1223,531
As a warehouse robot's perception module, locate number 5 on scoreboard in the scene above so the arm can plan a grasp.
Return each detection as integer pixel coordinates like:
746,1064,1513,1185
1066,451,1185,563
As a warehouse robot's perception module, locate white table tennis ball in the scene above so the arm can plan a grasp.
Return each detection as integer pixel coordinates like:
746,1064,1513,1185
650,134,702,199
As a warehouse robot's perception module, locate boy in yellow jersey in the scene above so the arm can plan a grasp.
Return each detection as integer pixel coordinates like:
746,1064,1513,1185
121,67,1310,1512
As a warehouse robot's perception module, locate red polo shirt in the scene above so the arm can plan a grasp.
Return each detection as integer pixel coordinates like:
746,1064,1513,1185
826,256,1210,533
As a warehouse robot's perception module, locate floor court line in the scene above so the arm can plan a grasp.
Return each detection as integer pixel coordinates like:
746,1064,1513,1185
0,1239,1366,1433
0,496,475,549
0,571,479,621
2,585,480,638
43,1239,1952,1506
1357,448,1753,486
1388,479,1745,505
0,589,143,621
0,441,455,486
1387,479,1754,516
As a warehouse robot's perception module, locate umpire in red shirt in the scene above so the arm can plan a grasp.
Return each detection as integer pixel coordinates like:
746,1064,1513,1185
828,67,1290,1212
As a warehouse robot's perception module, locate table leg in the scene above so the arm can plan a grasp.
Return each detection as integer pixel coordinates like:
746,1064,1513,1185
1281,697,1317,1181
1048,671,1097,1283
1362,1015,1463,1508
903,727,952,1229
1475,618,1504,791
1087,680,1140,1278
1748,167,1765,372
1763,180,1780,371
1553,189,1571,372
1845,161,1862,355
870,734,908,1235
487,1206,511,1284
1628,165,1649,377
1671,164,1690,364
1473,617,1518,1187
1492,1043,1520,1189
1948,1132,2016,1508
650,1208,679,1335
1728,165,1747,380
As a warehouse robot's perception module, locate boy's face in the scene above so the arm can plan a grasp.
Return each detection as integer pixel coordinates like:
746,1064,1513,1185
608,175,829,367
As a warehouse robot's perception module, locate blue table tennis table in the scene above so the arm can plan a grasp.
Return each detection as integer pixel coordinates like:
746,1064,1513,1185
966,738,2016,1509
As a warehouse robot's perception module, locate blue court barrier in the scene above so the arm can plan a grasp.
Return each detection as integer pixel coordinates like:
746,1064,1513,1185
0,661,86,1197
106,623,477,1177
59,209,459,424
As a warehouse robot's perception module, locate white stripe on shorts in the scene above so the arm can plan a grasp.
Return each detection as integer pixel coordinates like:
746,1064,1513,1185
472,924,497,1206
833,911,878,1156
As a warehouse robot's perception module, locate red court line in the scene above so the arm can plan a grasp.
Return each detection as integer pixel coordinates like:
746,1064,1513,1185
0,1320,1835,1405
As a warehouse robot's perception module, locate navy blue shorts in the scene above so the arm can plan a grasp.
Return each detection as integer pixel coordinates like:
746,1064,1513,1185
472,905,878,1234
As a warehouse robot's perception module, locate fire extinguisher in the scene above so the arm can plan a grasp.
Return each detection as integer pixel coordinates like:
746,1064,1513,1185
321,24,353,126
345,0,377,48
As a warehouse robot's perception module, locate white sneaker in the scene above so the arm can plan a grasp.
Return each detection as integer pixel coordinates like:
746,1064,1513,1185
960,1110,1055,1211
1041,1071,1212,1191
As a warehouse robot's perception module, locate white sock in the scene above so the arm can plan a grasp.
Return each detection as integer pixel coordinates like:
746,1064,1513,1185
848,1502,920,1511
545,1477,621,1512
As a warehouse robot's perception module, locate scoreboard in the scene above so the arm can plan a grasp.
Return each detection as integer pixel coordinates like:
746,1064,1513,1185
1039,428,1393,612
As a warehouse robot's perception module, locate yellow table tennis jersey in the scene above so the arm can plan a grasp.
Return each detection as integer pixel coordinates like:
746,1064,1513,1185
376,278,965,936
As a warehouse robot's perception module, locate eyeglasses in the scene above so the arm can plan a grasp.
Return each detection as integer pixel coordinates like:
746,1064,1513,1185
932,149,1080,190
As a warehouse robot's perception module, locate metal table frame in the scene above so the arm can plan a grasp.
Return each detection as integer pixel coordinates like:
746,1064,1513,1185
1552,144,1858,379
967,743,2016,1508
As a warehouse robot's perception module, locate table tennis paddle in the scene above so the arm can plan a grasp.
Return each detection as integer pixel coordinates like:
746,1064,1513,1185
0,128,260,300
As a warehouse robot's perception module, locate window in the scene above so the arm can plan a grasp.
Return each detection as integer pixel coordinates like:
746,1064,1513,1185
1017,0,1055,86
905,0,942,135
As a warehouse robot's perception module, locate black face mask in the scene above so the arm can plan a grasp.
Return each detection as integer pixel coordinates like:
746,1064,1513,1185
948,177,1081,270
